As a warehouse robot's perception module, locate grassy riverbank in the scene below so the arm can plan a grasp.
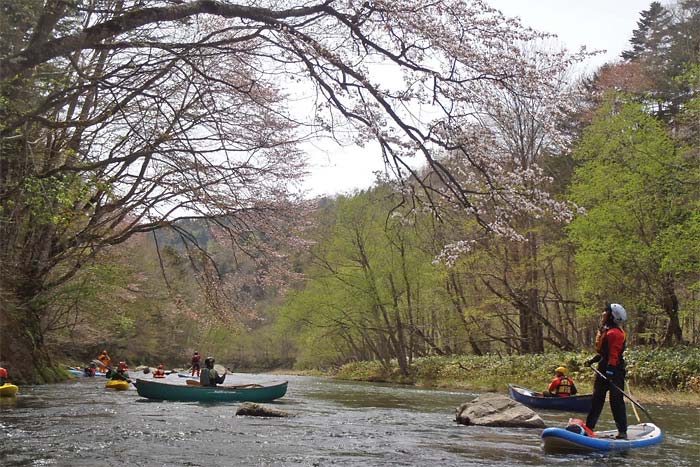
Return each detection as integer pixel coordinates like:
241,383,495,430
323,347,700,407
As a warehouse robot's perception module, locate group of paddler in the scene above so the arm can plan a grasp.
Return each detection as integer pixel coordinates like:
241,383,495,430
86,350,227,388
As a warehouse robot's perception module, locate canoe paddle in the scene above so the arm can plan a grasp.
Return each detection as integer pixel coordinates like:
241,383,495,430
589,365,654,423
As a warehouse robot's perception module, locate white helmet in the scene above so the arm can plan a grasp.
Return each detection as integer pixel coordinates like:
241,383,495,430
607,303,627,323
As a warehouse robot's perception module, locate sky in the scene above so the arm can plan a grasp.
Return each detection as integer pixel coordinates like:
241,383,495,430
302,0,654,198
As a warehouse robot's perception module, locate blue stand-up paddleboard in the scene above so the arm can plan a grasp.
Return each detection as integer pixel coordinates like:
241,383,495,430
541,423,662,453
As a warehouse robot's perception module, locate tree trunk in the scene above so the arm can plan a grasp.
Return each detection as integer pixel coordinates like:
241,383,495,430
660,277,683,346
0,283,57,384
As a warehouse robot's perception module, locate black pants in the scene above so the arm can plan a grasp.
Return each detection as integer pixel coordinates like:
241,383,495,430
585,369,627,434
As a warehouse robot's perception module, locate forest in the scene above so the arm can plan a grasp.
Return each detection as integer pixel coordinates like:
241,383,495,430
0,0,698,385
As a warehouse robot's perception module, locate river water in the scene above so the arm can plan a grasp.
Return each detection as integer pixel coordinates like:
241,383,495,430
1,373,698,466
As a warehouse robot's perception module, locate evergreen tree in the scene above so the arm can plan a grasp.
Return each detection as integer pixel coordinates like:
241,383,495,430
621,2,672,61
621,1,700,118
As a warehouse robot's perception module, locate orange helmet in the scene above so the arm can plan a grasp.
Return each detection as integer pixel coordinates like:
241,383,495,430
0,367,7,378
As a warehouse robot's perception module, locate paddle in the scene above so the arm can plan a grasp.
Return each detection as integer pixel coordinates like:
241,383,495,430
626,381,642,423
589,365,654,423
186,379,262,389
91,359,110,375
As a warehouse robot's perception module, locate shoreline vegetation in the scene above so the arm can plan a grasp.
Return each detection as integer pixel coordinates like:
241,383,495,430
273,347,700,408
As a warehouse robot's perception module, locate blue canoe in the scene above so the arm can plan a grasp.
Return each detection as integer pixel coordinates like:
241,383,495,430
509,384,593,413
541,423,662,453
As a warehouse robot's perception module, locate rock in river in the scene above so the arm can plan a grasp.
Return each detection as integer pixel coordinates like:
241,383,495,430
455,393,545,428
236,402,290,418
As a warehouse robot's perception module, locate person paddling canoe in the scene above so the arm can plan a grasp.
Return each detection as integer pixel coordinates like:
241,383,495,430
544,366,578,398
200,357,225,387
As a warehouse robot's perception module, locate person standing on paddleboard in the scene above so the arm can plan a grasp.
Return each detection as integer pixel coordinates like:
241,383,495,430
190,351,201,377
585,303,628,439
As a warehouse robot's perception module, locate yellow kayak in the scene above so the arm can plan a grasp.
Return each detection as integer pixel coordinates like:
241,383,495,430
0,383,19,397
105,379,130,391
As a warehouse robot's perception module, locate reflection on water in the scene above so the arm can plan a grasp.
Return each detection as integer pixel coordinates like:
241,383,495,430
0,374,698,466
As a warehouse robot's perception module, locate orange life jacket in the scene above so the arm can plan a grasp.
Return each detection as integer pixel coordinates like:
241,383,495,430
555,376,573,397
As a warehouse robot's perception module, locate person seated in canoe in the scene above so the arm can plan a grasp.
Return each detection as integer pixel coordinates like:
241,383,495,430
97,350,111,373
153,364,166,378
200,357,226,387
0,367,8,385
191,351,201,377
544,366,577,398
83,363,97,377
110,361,131,383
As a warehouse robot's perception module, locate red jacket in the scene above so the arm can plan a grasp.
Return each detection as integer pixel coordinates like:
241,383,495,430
596,326,626,369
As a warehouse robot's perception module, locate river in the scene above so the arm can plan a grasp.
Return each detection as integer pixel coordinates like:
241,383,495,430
1,373,698,466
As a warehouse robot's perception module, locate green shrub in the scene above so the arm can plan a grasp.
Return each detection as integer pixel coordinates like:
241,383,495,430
331,347,700,392
335,360,390,382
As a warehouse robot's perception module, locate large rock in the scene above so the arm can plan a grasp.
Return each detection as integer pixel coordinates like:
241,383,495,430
455,393,545,428
236,402,290,418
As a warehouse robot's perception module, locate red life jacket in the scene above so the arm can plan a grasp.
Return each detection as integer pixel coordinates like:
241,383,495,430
596,326,626,370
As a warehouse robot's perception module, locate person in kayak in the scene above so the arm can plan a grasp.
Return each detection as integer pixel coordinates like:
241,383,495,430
153,364,166,378
110,361,131,382
83,363,97,377
544,366,577,397
97,350,111,373
190,351,201,377
585,303,628,439
0,367,8,385
200,357,226,387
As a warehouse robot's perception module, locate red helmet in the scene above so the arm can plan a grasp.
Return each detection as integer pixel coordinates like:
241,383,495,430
158,364,164,369
0,367,7,378
117,361,128,371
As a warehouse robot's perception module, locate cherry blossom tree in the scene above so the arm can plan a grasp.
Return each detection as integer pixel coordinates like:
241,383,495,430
1,0,581,380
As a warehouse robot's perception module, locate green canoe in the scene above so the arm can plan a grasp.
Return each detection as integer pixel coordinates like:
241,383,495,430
134,378,288,402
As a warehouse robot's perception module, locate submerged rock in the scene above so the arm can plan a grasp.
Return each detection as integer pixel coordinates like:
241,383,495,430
236,402,290,418
455,393,545,428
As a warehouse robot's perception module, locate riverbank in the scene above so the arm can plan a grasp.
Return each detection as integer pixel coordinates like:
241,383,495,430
279,347,700,408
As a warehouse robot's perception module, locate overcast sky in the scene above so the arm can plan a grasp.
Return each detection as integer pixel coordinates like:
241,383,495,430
302,0,653,197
